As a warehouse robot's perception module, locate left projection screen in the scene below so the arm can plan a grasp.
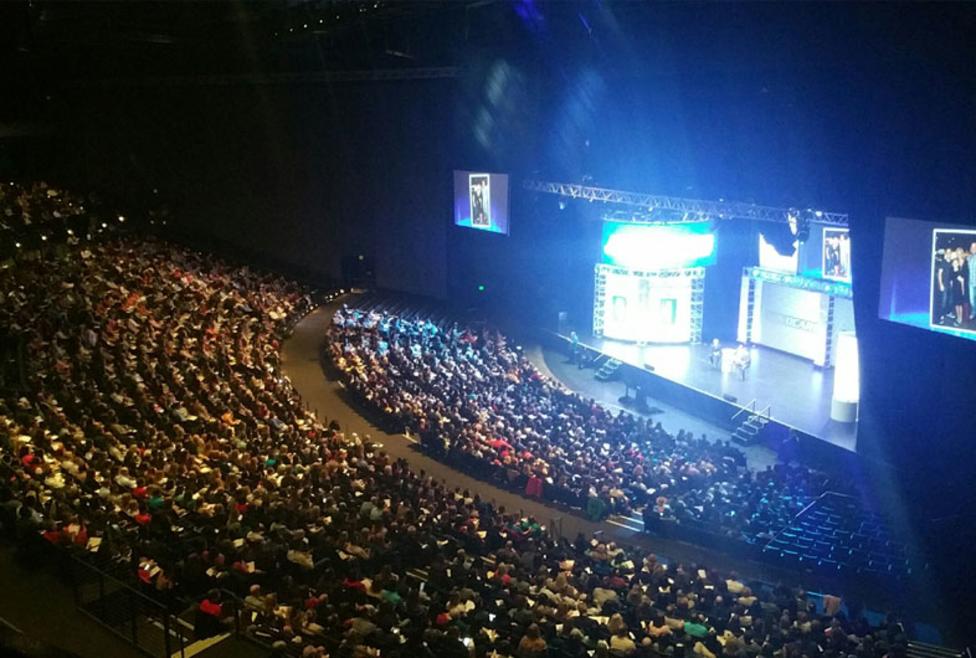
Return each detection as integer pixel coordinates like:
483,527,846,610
453,171,510,235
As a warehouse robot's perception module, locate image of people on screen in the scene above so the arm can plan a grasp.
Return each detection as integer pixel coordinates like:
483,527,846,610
931,230,976,331
468,174,490,227
823,228,851,281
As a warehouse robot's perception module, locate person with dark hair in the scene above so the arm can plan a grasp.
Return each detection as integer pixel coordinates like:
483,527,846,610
935,249,953,324
950,250,967,326
518,623,548,657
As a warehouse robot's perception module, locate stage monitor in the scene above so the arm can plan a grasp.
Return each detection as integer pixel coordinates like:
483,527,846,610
601,221,716,270
879,216,976,342
453,171,510,235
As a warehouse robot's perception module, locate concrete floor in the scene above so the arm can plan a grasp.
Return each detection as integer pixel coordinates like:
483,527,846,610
0,545,144,658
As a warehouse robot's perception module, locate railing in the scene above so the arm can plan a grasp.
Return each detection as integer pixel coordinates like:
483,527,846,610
70,556,194,658
731,400,772,425
730,398,758,423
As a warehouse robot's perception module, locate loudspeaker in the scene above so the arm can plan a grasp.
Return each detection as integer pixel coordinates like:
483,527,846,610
723,393,738,403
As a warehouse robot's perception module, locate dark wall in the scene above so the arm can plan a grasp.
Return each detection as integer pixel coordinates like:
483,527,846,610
48,79,453,296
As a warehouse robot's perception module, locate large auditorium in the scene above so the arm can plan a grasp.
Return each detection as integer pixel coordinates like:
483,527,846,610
0,2,974,658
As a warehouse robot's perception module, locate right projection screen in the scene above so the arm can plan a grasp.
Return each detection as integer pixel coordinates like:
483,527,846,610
878,217,976,342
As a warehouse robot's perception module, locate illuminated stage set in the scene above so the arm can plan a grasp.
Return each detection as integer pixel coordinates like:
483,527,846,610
534,183,860,453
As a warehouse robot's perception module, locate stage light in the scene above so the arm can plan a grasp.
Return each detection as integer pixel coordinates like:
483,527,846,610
788,209,811,243
14,242,21,249
477,284,486,292
101,222,107,228
40,235,47,241
118,215,125,222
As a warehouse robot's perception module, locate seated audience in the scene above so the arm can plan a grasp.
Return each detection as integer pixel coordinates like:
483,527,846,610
0,186,910,658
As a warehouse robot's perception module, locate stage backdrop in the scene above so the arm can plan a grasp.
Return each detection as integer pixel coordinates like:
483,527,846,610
598,267,698,343
754,282,828,362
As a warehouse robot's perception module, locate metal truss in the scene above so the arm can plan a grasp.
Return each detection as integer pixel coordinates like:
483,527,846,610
744,266,853,298
524,179,849,227
690,272,705,344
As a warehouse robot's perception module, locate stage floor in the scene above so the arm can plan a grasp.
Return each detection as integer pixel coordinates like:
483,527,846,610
568,335,858,453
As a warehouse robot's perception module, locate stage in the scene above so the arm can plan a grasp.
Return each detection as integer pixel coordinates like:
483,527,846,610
553,333,858,453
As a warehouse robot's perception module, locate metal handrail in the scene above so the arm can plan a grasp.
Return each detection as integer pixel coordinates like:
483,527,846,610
730,399,757,422
762,490,860,551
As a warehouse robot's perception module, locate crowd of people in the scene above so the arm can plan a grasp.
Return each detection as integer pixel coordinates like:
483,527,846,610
0,183,912,658
327,308,834,545
0,181,97,255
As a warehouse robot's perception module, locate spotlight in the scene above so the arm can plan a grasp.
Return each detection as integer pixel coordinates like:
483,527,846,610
118,215,125,223
14,242,21,249
101,222,107,228
787,208,810,243
796,210,813,243
41,235,47,241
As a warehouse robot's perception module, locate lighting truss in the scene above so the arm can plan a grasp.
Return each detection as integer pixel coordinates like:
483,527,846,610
524,180,849,227
602,208,707,225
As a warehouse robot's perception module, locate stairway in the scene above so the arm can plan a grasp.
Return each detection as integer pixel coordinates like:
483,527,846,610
731,411,770,446
594,358,623,382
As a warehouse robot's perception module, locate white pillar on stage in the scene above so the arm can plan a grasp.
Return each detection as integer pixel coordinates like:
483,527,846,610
830,331,859,423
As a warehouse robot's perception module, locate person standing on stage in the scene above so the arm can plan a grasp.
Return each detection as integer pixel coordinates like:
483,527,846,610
734,344,750,381
570,330,581,368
